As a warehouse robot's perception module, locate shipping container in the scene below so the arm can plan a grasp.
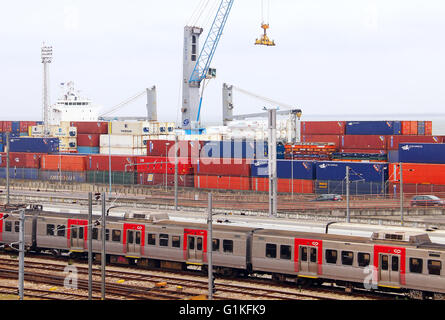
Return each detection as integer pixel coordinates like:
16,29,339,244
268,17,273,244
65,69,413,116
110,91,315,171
300,121,345,135
315,180,386,195
2,121,12,133
77,134,100,147
0,167,39,180
0,144,3,152
386,135,442,150
19,121,37,133
193,158,251,177
194,175,251,191
137,173,194,187
315,161,388,182
425,121,432,135
399,143,445,164
251,160,316,180
388,150,399,163
99,147,146,156
401,121,418,135
388,182,445,196
11,121,20,133
301,134,342,146
0,152,41,168
86,155,136,172
77,146,100,154
136,156,193,175
110,121,153,135
345,121,402,135
331,152,387,161
39,170,87,183
251,177,314,193
146,139,204,159
41,155,87,172
86,171,137,185
388,162,445,185
70,121,109,134
341,135,387,150
9,137,59,153
200,140,268,159
100,134,146,148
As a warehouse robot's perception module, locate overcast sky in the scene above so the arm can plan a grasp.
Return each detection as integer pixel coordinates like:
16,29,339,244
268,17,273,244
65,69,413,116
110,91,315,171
1,0,444,123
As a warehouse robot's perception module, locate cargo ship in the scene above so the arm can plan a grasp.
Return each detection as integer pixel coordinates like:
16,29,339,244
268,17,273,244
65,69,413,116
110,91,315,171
2,118,445,196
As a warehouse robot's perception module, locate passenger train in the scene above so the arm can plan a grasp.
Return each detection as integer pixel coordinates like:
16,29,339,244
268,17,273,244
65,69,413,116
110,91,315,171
1,205,444,300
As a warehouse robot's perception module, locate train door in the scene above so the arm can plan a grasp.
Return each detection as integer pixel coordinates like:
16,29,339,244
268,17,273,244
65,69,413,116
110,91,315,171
123,224,145,258
183,229,207,264
299,246,318,274
70,225,85,251
126,229,141,257
374,245,406,288
378,254,400,285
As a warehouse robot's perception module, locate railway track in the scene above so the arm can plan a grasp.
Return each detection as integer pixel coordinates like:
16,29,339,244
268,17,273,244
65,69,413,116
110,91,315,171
0,253,382,300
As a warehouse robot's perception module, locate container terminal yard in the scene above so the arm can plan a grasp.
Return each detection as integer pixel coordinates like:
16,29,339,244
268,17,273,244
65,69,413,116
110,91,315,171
1,0,445,306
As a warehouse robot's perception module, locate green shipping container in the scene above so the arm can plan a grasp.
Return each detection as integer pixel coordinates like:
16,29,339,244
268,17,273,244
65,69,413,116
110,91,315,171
86,171,137,185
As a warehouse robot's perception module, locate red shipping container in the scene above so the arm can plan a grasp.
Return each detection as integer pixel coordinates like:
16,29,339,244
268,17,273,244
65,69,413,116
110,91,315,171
86,155,136,172
388,162,445,185
251,177,314,193
301,121,345,135
0,152,42,168
20,121,37,133
2,121,12,133
146,140,204,159
388,182,445,196
41,155,87,172
401,121,418,135
77,134,100,147
386,135,442,150
192,158,251,177
425,121,432,135
136,156,193,175
137,173,194,187
301,135,341,146
194,175,251,191
341,135,386,150
70,121,109,134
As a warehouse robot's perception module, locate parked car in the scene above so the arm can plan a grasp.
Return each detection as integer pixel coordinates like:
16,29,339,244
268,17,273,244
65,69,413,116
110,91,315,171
410,195,445,207
311,194,343,202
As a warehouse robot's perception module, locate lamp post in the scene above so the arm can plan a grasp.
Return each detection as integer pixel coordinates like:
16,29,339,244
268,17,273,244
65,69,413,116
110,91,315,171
165,142,170,190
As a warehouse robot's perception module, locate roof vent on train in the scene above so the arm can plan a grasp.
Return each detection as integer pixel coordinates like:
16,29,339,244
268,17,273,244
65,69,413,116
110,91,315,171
371,231,432,244
124,212,169,222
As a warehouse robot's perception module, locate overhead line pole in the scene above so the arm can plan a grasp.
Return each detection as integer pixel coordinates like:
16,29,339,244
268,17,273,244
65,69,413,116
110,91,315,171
6,132,10,205
88,192,93,300
101,193,106,300
18,208,25,300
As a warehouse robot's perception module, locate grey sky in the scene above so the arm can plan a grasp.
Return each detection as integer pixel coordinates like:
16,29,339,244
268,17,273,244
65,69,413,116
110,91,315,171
1,0,444,123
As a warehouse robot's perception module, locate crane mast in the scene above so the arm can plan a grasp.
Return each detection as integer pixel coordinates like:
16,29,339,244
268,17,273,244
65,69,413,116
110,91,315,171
181,0,234,130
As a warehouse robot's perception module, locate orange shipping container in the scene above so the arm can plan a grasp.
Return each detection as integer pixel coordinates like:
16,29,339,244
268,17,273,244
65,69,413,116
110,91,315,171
425,121,432,135
194,175,251,191
251,177,314,193
41,155,87,172
388,162,445,185
402,121,418,135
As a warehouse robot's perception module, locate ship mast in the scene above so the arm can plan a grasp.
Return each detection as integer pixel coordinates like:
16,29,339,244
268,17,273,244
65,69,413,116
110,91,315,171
41,43,53,136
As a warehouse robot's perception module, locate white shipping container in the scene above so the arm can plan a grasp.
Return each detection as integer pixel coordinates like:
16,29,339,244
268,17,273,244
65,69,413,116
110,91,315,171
59,137,77,149
50,126,77,137
110,121,151,135
100,134,145,148
99,147,147,156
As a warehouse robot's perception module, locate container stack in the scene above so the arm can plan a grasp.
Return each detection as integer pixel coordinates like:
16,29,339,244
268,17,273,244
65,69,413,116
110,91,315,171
29,123,77,153
71,121,108,154
86,154,137,185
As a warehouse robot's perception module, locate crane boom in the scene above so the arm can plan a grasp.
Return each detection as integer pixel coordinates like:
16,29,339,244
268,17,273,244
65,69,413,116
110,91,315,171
189,0,234,84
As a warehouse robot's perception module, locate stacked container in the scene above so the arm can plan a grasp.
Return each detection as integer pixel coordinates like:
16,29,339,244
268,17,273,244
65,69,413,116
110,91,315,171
85,154,137,185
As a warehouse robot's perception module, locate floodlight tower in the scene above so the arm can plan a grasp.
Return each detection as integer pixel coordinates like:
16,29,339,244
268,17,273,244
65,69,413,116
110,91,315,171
41,43,53,136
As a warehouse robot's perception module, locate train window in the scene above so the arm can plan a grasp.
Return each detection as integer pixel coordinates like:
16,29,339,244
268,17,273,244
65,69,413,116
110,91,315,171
147,233,156,245
92,228,98,240
212,239,220,252
46,224,55,236
197,237,203,250
428,260,441,276
105,229,110,241
14,221,19,233
341,251,354,266
358,253,370,267
325,250,338,264
79,227,84,239
266,244,277,258
409,258,423,274
381,255,388,270
310,248,317,263
160,234,169,247
57,225,65,237
5,221,11,232
135,232,141,245
112,230,121,242
280,245,291,260
392,256,399,271
172,236,181,248
223,240,233,253
301,247,308,262
189,237,195,250
72,227,78,239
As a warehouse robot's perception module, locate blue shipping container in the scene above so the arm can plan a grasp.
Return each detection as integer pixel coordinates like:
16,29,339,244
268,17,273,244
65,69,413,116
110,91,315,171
77,146,100,154
0,168,39,180
0,144,3,152
315,161,388,182
315,180,387,195
39,170,87,183
345,121,402,135
399,143,445,164
9,137,59,153
201,140,269,159
251,160,316,180
388,150,399,163
11,121,20,133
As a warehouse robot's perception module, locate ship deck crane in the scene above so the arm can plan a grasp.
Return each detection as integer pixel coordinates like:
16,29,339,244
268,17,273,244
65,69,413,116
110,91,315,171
98,86,157,121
